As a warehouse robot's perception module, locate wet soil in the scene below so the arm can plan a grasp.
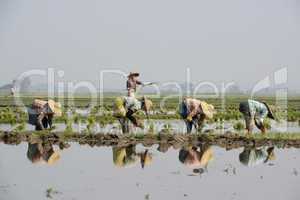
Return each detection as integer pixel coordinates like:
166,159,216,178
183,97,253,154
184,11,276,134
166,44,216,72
1,131,300,150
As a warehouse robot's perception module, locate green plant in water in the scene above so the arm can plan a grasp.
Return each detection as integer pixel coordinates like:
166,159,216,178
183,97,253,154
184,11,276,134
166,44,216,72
73,114,80,124
148,121,155,134
263,119,271,130
86,115,96,133
161,123,172,133
65,120,73,133
64,113,73,132
50,125,56,131
13,122,26,132
61,114,68,124
233,121,245,131
46,187,60,199
215,119,224,130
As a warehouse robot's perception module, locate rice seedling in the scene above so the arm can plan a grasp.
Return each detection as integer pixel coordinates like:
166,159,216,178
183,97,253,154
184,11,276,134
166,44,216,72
148,121,155,134
73,113,81,124
233,121,245,131
161,123,173,133
86,115,96,133
13,122,26,132
263,119,272,130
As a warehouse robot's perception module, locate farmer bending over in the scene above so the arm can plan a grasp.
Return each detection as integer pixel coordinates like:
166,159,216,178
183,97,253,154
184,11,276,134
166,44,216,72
179,97,215,133
114,96,152,134
239,99,275,134
28,99,62,130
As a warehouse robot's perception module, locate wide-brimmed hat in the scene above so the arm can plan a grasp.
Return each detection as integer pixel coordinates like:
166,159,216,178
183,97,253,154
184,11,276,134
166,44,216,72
199,147,213,167
47,100,62,117
47,151,61,165
262,102,275,120
199,101,215,119
127,72,140,78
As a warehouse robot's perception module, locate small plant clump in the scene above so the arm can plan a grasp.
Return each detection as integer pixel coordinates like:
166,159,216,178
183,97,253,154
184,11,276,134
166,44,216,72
233,121,245,131
148,122,155,134
161,123,173,133
13,122,26,132
46,187,61,199
263,119,272,130
215,119,225,130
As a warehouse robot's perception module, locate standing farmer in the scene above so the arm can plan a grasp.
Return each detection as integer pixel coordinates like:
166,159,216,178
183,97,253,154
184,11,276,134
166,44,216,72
179,98,215,133
28,99,62,130
239,99,275,134
114,96,152,133
126,72,143,97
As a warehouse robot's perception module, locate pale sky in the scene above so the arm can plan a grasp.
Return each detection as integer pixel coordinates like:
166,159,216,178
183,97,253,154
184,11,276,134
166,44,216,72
0,0,299,91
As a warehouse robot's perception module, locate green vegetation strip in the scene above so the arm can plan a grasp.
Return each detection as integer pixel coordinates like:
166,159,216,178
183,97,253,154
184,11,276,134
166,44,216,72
1,95,300,124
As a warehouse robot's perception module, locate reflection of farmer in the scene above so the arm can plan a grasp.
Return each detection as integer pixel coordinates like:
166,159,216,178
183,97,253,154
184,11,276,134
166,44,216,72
127,72,143,97
27,142,61,165
28,99,62,130
112,145,152,168
114,96,152,134
239,147,275,167
239,100,275,134
179,98,215,133
179,144,213,173
157,143,171,153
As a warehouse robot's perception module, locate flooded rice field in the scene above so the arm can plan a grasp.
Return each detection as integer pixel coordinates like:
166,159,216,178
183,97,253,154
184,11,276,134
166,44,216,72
0,141,300,200
1,120,300,134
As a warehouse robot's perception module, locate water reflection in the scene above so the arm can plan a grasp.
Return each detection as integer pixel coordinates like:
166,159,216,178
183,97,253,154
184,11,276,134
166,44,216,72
1,141,299,200
112,145,153,169
26,142,69,165
157,143,171,153
2,141,279,170
239,147,276,167
179,144,213,174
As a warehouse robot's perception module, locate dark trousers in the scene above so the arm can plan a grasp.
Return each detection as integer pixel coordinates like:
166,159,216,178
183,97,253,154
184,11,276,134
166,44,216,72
35,114,53,131
185,114,206,133
118,109,140,134
239,102,263,132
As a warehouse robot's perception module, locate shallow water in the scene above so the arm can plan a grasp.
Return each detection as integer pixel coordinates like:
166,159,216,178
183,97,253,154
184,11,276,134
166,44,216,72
0,142,300,200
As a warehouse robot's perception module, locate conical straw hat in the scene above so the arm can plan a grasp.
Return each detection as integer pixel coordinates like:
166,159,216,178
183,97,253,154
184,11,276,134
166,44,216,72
199,147,214,167
127,72,140,77
47,151,61,165
200,101,215,119
48,100,62,117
